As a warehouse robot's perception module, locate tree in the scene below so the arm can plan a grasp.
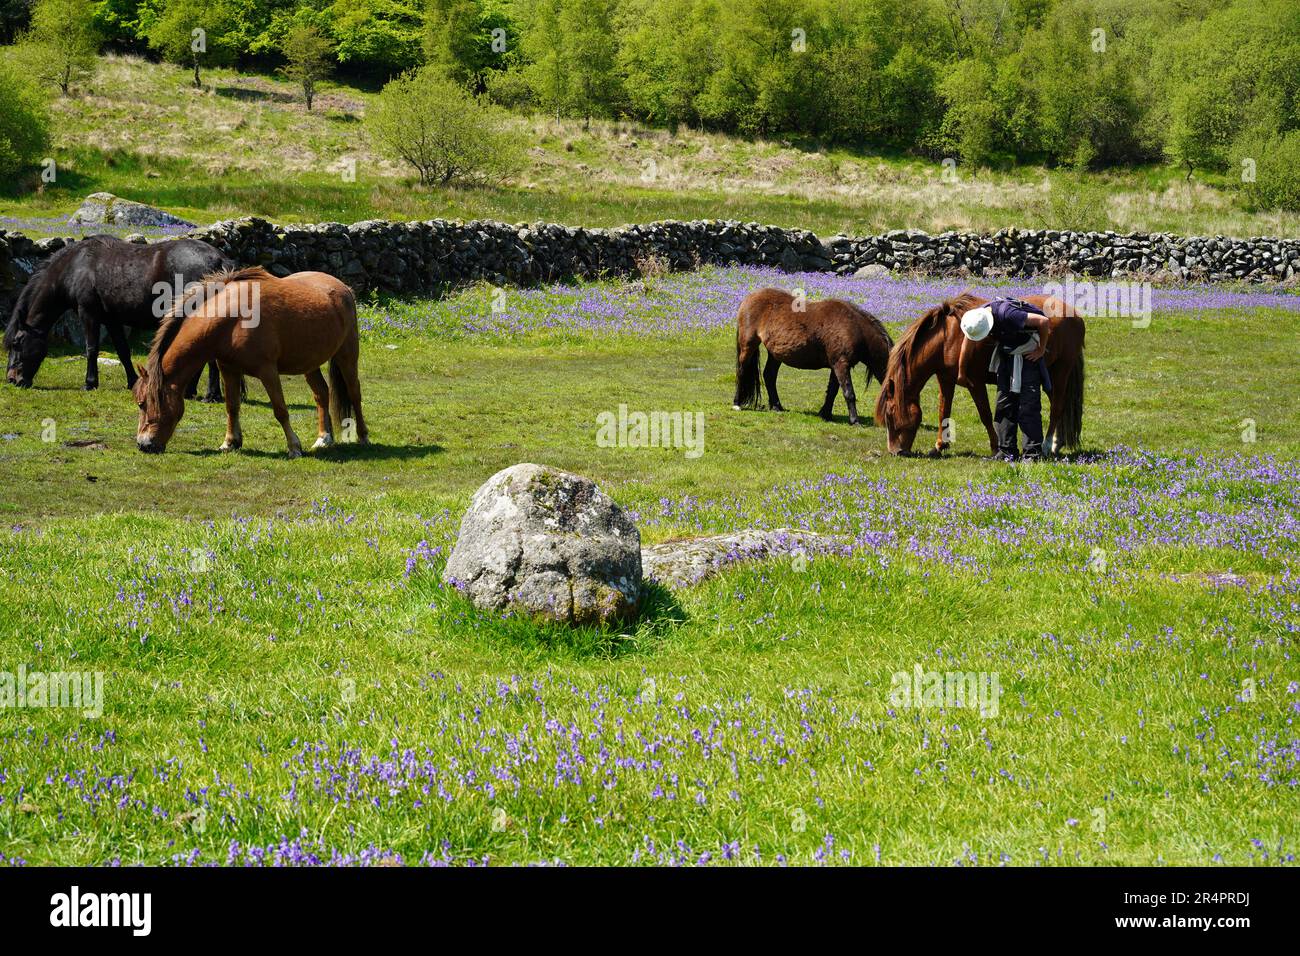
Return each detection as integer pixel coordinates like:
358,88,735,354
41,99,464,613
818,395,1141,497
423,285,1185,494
423,0,511,90
556,0,619,128
367,66,522,186
937,58,1002,168
618,0,718,130
0,58,51,181
328,0,424,73
519,0,564,117
1158,0,1300,178
695,0,819,136
521,0,621,127
19,0,102,96
280,21,332,110
143,0,235,88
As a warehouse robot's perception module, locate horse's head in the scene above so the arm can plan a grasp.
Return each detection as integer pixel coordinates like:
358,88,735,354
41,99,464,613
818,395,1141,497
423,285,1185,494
5,324,50,388
133,364,184,453
875,372,922,455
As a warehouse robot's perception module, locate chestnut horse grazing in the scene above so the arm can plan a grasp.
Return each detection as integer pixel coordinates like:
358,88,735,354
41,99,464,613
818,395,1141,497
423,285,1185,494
733,288,893,425
134,267,367,456
875,292,1085,456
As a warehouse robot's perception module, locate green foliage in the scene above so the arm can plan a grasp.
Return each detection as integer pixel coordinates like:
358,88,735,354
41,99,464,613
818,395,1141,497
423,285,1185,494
279,21,333,110
1234,130,1300,213
1160,0,1300,177
92,0,152,47
327,0,424,72
423,0,510,89
141,0,237,87
938,59,993,167
617,0,717,130
521,0,621,125
695,0,820,136
17,0,102,95
0,57,50,180
367,65,522,185
2,0,1297,174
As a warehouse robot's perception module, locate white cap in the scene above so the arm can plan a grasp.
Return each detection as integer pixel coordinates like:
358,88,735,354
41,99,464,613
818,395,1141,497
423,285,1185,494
960,306,993,341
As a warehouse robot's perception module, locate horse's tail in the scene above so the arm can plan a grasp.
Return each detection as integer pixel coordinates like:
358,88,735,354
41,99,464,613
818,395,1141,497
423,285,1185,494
329,356,353,433
733,307,762,409
1057,351,1085,451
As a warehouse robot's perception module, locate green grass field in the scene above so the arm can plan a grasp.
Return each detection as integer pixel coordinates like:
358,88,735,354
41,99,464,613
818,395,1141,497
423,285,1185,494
1,269,1297,866
3,54,1298,240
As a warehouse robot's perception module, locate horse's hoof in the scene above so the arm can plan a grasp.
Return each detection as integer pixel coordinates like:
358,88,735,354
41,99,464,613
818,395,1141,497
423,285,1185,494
732,405,742,411
286,447,303,459
771,404,786,412
218,441,241,452
311,435,334,450
83,383,98,391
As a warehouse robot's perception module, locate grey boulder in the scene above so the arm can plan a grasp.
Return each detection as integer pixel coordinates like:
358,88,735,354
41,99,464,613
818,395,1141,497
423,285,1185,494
444,463,642,625
68,192,195,230
641,529,844,589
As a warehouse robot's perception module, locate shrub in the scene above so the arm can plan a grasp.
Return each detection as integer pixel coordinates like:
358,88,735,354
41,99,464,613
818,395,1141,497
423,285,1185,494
1234,131,1300,212
0,60,51,182
367,67,523,187
1030,147,1114,233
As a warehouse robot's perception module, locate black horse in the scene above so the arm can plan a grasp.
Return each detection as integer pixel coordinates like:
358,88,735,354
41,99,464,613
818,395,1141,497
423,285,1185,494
4,235,232,398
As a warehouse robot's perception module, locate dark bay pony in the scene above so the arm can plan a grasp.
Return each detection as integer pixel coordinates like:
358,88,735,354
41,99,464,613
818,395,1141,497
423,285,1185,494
875,292,1086,456
733,288,893,425
4,235,230,398
134,267,367,457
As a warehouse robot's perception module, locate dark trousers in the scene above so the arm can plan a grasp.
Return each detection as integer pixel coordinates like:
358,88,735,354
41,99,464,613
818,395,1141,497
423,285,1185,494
994,352,1043,458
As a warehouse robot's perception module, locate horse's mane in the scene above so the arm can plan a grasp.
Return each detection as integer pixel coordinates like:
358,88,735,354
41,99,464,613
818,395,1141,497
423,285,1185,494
143,265,270,406
849,302,894,350
3,243,81,347
874,290,984,424
846,301,894,380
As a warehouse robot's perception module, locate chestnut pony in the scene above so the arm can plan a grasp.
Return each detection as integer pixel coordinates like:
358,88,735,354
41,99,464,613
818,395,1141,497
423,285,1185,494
134,267,368,457
733,288,893,425
874,292,1085,455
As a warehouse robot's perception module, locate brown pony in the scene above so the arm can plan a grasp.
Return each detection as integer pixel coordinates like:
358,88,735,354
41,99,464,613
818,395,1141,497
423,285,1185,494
733,288,893,425
133,267,368,457
874,292,1085,455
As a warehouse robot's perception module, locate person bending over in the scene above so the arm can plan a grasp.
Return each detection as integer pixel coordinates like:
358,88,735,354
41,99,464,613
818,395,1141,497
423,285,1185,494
959,298,1053,461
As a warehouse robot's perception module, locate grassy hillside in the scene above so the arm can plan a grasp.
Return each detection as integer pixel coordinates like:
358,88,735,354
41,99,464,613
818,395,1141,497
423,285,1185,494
2,54,1297,239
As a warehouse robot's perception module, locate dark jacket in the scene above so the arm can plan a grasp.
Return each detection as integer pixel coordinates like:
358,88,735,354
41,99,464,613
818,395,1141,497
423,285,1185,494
987,298,1042,350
